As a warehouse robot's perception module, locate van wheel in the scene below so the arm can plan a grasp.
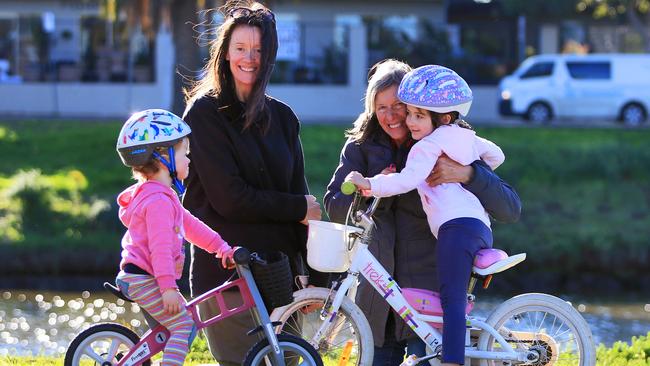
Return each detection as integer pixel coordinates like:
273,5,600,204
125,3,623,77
525,102,552,123
620,103,646,126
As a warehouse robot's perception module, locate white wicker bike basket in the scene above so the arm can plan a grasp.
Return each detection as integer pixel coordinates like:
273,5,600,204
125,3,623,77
306,220,363,272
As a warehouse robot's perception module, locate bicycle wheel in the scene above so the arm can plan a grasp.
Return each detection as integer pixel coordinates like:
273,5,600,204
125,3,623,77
64,323,151,366
243,333,324,366
270,287,373,366
477,293,596,366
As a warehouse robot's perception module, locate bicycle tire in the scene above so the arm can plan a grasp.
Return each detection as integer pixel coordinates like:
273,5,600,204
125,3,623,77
243,333,324,366
477,293,596,366
270,287,374,366
64,323,151,366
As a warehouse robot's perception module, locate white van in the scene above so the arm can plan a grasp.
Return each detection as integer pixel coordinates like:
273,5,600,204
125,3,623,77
498,54,650,125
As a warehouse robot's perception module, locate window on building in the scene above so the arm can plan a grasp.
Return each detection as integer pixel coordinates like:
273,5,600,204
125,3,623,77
520,62,554,79
0,17,19,82
566,61,611,80
198,12,350,85
364,15,452,71
270,16,349,85
364,15,512,85
0,1,156,84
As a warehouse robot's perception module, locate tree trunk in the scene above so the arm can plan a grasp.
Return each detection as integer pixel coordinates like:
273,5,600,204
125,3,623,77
171,0,201,115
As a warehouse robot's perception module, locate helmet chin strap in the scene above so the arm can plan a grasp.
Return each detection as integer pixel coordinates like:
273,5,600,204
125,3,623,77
152,148,185,195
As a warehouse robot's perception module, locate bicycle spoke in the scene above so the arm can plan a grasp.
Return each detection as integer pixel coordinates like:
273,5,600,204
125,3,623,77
106,338,121,362
82,345,105,364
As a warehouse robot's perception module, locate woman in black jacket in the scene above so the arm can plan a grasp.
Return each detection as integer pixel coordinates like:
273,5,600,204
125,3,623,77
324,59,522,366
182,1,321,364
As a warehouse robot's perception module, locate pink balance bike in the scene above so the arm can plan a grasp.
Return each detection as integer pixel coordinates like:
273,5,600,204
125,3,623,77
64,247,323,366
270,183,596,366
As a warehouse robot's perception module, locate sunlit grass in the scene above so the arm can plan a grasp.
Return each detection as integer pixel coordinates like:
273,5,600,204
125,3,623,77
0,355,218,365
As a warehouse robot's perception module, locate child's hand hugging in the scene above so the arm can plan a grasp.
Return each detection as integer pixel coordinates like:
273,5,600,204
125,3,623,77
344,171,371,190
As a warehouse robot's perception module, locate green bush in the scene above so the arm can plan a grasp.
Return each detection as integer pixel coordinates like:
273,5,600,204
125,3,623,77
0,169,113,247
479,128,650,282
596,332,650,365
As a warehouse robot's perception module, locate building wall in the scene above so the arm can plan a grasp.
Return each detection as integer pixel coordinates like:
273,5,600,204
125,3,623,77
0,31,174,117
0,0,498,122
273,1,445,22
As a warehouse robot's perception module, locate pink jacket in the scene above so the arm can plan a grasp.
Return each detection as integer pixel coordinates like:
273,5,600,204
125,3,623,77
118,180,230,291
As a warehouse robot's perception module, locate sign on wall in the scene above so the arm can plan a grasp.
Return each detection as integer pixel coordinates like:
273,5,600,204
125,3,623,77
276,21,300,62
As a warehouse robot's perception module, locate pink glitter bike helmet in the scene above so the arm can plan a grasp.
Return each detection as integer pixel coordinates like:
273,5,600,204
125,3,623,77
397,65,473,116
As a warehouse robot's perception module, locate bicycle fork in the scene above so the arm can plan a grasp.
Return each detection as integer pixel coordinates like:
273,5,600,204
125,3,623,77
309,273,359,349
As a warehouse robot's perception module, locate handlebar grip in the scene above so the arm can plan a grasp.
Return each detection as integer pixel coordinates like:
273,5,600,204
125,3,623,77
341,181,357,196
233,247,251,265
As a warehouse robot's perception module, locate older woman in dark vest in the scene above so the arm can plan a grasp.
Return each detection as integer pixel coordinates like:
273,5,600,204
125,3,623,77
324,59,521,366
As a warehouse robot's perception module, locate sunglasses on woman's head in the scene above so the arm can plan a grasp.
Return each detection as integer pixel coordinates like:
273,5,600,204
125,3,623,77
228,7,275,23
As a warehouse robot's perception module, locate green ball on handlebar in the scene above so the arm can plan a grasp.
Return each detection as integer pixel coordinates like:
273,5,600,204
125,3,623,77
341,181,357,195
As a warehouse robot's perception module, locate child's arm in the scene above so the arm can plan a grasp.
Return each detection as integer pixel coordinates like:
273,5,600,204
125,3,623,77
183,209,232,259
475,136,505,170
366,139,441,197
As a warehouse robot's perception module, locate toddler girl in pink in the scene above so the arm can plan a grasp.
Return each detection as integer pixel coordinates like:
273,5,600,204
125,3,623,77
114,109,235,366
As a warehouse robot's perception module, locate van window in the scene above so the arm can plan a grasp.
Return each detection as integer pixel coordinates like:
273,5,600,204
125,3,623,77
566,62,611,79
520,62,554,79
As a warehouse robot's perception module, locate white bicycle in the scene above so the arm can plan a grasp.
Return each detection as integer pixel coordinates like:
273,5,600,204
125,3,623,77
270,183,596,366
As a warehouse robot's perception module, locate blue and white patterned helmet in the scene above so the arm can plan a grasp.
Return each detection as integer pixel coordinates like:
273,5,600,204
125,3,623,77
397,65,473,116
116,109,191,167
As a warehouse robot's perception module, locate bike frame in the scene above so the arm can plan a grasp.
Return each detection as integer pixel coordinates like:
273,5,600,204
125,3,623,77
310,196,533,364
114,255,286,366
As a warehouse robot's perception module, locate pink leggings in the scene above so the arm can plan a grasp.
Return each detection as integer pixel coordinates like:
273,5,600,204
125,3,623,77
116,272,197,366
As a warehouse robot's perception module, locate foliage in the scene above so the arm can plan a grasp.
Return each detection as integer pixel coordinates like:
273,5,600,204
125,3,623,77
0,120,130,197
479,127,650,281
4,331,650,365
596,331,650,365
576,0,650,19
0,169,112,247
501,0,650,52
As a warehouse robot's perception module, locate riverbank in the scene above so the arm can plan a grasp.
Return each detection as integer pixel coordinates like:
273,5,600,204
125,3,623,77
2,289,649,359
2,122,650,293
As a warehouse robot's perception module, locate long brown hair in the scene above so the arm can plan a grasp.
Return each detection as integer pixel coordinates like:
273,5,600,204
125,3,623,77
346,59,411,143
184,0,278,132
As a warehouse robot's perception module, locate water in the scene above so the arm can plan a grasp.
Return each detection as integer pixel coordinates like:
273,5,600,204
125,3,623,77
0,290,148,357
0,290,649,357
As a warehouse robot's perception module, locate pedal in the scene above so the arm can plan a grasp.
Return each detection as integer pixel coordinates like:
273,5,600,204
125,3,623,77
400,351,441,366
399,355,419,366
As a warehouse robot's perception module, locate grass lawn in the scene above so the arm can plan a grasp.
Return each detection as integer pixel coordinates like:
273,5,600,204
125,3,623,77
0,120,348,202
2,119,650,287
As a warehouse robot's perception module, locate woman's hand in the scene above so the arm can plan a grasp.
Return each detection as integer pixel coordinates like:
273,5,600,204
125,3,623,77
380,164,396,175
162,288,184,315
426,154,474,187
301,195,322,225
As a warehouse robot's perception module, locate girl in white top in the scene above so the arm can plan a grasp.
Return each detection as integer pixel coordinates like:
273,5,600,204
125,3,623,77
345,64,504,366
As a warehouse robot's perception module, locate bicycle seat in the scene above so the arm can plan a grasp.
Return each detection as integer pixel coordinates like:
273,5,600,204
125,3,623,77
472,249,526,276
103,282,133,303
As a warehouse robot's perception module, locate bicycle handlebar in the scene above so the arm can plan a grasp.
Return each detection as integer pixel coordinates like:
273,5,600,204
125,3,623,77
233,247,251,265
341,181,357,195
340,182,382,229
